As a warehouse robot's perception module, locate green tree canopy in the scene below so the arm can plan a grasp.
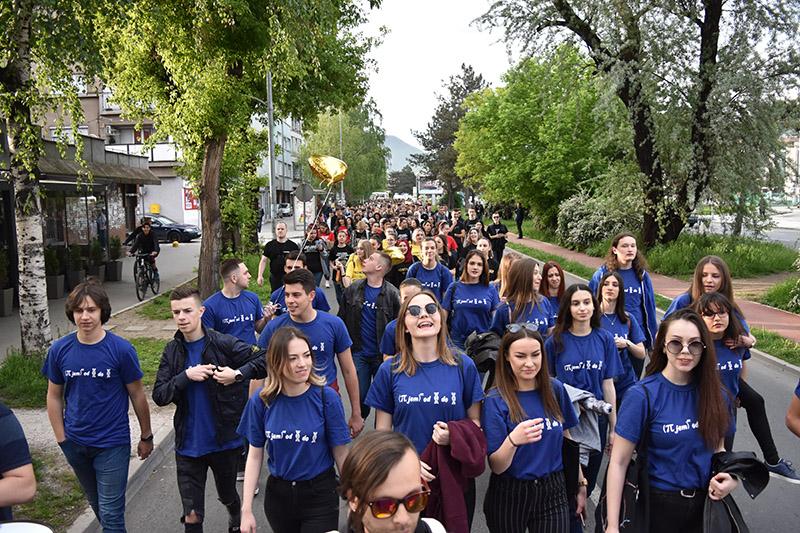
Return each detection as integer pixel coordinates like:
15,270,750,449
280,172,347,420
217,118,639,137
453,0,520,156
388,164,417,195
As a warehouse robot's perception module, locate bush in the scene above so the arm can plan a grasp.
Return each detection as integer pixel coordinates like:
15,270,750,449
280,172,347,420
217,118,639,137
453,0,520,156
647,234,797,278
45,247,61,276
556,190,640,251
759,275,800,312
109,236,122,260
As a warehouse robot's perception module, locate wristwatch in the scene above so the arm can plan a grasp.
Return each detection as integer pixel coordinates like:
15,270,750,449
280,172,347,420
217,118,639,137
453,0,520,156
234,370,244,383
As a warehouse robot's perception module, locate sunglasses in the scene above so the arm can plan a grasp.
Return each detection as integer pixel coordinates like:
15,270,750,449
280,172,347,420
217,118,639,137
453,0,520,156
665,340,705,356
505,323,540,334
407,303,438,317
368,489,430,519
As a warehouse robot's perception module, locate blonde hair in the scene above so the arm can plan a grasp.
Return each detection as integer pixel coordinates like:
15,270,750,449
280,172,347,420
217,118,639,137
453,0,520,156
393,290,457,376
496,253,519,300
259,327,325,405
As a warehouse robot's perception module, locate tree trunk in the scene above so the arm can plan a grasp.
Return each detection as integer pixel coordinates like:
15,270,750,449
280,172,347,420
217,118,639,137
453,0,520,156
197,135,226,299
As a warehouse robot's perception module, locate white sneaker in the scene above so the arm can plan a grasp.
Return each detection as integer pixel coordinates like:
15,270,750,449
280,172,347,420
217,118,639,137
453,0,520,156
254,487,260,496
325,280,330,288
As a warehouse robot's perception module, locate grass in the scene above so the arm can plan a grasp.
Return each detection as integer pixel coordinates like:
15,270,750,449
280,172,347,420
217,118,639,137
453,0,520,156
16,450,86,532
500,219,559,243
752,327,800,367
654,294,674,312
506,242,597,280
130,337,169,387
0,351,47,408
758,275,799,313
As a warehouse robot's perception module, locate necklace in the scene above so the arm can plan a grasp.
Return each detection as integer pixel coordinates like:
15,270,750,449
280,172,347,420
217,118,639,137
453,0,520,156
602,313,617,327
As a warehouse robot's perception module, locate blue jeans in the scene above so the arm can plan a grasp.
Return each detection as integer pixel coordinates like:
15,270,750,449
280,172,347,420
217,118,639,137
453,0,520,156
312,271,323,286
59,439,130,532
353,353,383,418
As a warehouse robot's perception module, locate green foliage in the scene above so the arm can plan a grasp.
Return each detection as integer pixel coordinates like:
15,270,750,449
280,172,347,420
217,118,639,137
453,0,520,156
109,236,122,261
300,106,389,202
500,219,559,244
655,294,674,312
388,165,417,195
647,234,797,278
759,275,800,313
16,450,86,530
45,247,61,276
751,327,800,367
789,254,800,313
88,238,103,267
136,292,175,321
0,351,47,408
0,248,9,287
130,337,168,387
506,243,597,280
68,245,84,271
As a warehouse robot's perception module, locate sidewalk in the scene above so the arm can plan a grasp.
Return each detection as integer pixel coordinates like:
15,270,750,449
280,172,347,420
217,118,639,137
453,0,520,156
509,233,800,343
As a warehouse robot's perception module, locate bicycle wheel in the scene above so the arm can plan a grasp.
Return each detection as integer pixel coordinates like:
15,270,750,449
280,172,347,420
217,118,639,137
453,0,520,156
150,266,160,295
134,261,148,301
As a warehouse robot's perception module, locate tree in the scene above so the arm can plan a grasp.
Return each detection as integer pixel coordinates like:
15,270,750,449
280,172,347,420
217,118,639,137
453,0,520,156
387,164,417,195
299,106,389,202
455,46,636,227
0,0,105,353
99,0,380,297
411,64,487,209
479,1,800,246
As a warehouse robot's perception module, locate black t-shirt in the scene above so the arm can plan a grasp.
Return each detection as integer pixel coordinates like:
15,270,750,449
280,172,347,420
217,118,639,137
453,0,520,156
301,239,325,273
262,239,300,276
466,217,482,230
488,257,499,281
451,219,466,245
330,244,354,267
487,223,508,247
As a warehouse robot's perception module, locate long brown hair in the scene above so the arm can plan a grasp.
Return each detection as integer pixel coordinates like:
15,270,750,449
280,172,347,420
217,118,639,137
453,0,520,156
259,327,325,405
496,253,519,300
689,256,743,316
596,270,629,325
539,260,565,299
505,258,544,321
492,329,563,424
693,293,744,344
459,249,489,285
604,232,648,281
552,284,601,354
394,290,457,376
645,309,729,448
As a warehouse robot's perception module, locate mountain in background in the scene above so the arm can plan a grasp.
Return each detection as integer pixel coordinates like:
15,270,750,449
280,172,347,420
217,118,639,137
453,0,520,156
385,134,423,172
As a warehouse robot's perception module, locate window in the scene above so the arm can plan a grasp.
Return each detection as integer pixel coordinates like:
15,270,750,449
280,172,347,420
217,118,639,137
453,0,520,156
133,127,153,144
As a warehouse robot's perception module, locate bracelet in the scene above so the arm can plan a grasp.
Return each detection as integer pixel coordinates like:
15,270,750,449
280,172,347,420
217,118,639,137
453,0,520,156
507,434,519,448
140,434,154,442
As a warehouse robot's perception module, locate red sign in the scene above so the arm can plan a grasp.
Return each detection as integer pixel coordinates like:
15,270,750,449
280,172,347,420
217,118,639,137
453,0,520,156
183,188,200,210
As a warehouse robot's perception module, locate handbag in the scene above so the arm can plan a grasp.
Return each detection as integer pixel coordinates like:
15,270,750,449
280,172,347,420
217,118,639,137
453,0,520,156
594,385,651,532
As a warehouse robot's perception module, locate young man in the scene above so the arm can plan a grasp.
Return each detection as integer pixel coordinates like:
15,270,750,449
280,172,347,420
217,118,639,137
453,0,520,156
257,221,299,289
450,208,466,247
0,401,36,521
257,268,364,437
380,278,423,360
339,252,401,418
486,212,508,262
128,219,161,277
44,281,153,532
465,207,482,230
514,202,527,239
153,286,267,533
202,258,266,345
266,251,331,318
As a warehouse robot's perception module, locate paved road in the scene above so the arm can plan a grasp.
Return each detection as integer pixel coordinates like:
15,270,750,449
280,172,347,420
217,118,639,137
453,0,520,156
123,272,800,532
692,210,800,249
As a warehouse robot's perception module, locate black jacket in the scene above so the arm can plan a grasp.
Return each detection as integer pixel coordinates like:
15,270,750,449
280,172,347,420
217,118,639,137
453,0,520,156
703,451,769,533
339,279,400,356
152,327,267,449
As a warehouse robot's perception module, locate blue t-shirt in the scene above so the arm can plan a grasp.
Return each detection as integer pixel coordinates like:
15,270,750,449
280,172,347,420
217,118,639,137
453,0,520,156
795,379,800,399
616,373,717,491
482,380,578,480
0,402,32,521
42,332,143,447
544,329,623,400
257,312,352,385
599,313,645,400
713,340,749,398
491,300,553,336
270,286,331,314
237,386,350,480
546,295,560,321
380,319,398,357
366,357,484,453
618,268,645,330
202,290,264,345
356,285,382,357
176,338,242,457
442,282,500,349
664,293,752,334
406,262,454,302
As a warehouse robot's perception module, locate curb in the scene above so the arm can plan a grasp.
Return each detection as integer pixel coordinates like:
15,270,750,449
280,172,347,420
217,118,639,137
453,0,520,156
109,275,199,318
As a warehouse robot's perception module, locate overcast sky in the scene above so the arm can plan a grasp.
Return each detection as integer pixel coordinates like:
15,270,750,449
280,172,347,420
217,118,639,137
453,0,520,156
361,0,516,148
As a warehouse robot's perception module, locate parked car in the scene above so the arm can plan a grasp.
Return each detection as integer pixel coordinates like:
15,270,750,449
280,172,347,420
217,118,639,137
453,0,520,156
140,214,201,243
276,203,293,218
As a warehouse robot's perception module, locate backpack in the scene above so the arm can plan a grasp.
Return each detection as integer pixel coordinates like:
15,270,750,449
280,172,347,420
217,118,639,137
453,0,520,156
464,330,500,390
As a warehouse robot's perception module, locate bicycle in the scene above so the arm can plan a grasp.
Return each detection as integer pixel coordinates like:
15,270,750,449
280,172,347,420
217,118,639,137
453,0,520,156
133,253,160,301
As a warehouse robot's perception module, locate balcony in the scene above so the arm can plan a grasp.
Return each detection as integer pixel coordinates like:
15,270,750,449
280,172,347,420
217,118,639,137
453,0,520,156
105,142,180,163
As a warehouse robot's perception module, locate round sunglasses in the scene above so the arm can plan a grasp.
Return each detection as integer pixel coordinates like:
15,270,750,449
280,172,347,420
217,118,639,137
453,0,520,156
407,303,438,317
665,340,705,356
505,323,540,334
367,488,430,519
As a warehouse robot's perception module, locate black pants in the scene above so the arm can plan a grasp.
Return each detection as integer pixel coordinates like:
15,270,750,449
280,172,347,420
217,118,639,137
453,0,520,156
738,378,779,464
649,488,705,533
264,468,339,533
269,273,283,292
484,472,569,533
175,448,242,532
516,220,524,238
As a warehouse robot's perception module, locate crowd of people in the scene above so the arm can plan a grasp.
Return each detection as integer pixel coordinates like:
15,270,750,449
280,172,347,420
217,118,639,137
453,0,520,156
2,199,800,533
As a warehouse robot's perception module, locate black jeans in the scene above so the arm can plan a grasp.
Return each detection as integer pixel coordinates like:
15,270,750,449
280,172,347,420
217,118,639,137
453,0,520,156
264,468,339,533
516,220,524,238
175,447,242,532
738,378,780,464
649,488,705,533
484,472,569,533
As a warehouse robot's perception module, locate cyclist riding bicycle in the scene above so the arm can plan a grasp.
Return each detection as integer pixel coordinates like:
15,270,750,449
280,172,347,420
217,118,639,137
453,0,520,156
128,219,160,280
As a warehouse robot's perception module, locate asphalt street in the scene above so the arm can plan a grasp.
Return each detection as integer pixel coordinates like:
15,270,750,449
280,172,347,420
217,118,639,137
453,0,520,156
694,208,800,249
122,272,800,532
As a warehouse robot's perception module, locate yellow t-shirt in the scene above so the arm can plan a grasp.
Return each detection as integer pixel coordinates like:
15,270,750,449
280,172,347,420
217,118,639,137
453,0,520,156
345,253,366,280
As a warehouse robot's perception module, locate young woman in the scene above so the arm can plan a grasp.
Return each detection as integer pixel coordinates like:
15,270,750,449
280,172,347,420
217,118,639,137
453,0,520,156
476,238,499,282
605,310,737,533
366,290,484,526
411,228,425,262
330,230,354,306
434,234,456,273
238,327,350,533
482,328,583,533
343,240,374,288
459,228,481,261
540,261,565,322
301,225,326,286
405,238,454,302
422,219,434,237
436,220,459,252
442,250,501,350
544,284,623,495
388,238,415,289
596,271,646,405
490,259,553,336
588,233,658,378
493,253,519,302
352,220,369,242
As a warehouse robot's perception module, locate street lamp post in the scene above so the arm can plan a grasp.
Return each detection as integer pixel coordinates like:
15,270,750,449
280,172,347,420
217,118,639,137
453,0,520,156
248,72,278,238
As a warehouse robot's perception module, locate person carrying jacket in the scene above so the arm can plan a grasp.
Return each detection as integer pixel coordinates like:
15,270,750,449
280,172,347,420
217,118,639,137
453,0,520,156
152,286,267,533
339,251,401,418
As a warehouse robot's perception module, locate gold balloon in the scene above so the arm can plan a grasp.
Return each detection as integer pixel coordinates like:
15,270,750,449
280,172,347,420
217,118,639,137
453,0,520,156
308,155,348,186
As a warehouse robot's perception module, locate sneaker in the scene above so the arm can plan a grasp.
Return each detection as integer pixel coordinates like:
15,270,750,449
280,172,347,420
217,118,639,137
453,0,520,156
766,459,800,484
254,486,260,496
325,280,330,288
236,471,245,482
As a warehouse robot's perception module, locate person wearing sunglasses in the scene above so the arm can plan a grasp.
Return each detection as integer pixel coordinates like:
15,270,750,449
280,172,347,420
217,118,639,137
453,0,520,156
238,327,351,533
544,284,623,501
605,309,737,533
404,238,454,303
366,290,484,528
490,258,554,337
338,430,445,533
482,328,582,533
441,250,500,350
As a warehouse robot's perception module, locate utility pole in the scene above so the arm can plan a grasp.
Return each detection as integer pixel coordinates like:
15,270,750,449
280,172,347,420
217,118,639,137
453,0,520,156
267,70,277,237
338,110,344,204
